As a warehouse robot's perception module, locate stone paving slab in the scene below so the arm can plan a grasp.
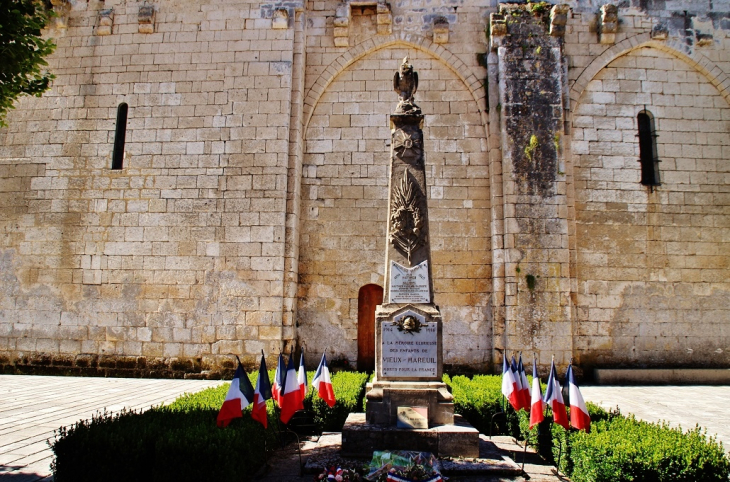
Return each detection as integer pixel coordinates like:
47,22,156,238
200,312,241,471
581,385,730,452
0,375,225,481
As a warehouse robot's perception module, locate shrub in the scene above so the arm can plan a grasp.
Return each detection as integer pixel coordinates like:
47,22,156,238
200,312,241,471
51,369,370,481
445,374,522,437
51,405,278,482
308,371,370,431
568,416,730,482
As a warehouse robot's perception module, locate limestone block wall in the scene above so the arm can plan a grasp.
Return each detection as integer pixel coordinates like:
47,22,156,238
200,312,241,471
299,46,491,369
0,0,728,377
0,0,298,375
571,47,730,368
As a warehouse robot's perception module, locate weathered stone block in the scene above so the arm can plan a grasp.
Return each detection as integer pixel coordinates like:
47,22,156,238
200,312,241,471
433,17,449,44
138,5,155,34
272,8,288,30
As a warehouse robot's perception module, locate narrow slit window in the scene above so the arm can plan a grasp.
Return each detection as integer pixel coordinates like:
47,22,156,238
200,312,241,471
112,103,128,170
637,110,660,189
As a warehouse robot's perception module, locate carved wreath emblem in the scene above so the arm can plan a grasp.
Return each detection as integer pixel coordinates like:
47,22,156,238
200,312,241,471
389,170,425,265
392,315,422,335
393,128,423,164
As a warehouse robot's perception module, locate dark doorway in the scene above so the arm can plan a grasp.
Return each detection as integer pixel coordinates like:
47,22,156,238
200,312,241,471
357,284,383,373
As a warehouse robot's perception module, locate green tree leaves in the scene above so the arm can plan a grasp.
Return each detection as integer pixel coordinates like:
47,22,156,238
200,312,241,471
0,0,55,126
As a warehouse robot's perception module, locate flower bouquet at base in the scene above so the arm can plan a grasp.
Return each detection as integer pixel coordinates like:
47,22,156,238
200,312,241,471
365,451,444,482
316,466,362,482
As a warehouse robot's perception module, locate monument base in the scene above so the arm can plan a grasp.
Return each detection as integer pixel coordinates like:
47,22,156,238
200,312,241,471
341,413,479,458
365,381,454,426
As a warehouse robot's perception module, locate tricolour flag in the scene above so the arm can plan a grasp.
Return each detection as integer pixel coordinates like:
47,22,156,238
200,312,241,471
510,356,527,411
298,351,308,401
529,358,545,429
543,358,569,429
280,351,305,424
217,359,255,427
251,353,272,428
272,352,286,406
501,354,521,411
517,354,531,411
312,353,336,407
567,364,591,432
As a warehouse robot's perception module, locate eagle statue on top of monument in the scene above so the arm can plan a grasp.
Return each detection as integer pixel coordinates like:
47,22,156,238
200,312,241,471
393,56,420,114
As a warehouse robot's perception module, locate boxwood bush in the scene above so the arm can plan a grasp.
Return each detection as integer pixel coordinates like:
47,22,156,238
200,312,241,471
568,416,730,482
444,373,523,437
51,371,730,482
51,369,371,482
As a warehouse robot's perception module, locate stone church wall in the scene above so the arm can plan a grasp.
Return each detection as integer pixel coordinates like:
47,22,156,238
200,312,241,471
572,47,730,367
0,0,300,375
0,0,728,377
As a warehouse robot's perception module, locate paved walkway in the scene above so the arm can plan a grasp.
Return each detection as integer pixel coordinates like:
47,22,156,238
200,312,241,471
581,385,730,451
1,376,728,481
0,375,224,481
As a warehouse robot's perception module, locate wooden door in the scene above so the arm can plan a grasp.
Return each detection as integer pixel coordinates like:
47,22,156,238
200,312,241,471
357,284,383,373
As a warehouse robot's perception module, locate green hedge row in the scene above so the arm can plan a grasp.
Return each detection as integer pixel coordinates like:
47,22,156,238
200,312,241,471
52,371,730,482
51,370,371,482
446,374,729,482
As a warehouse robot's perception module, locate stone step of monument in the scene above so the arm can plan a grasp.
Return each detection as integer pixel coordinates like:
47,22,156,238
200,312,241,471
300,431,545,480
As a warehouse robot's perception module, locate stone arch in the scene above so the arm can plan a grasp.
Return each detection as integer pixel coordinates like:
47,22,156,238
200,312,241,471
302,32,487,137
569,33,730,108
568,39,730,369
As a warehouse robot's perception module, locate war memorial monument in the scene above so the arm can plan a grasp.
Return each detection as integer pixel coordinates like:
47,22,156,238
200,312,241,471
341,58,479,458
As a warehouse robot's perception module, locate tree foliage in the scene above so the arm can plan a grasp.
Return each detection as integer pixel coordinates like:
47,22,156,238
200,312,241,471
0,0,55,126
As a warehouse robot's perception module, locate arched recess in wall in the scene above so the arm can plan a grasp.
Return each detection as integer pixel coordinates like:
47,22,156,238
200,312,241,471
302,33,489,137
569,33,730,107
297,43,493,370
568,41,730,369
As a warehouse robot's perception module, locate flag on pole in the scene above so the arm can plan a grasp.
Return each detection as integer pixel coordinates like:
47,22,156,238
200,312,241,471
510,356,527,411
272,352,286,406
517,354,531,411
567,364,591,432
543,358,569,429
312,353,336,407
298,351,308,401
216,358,255,427
529,358,545,429
251,353,272,428
280,351,305,424
501,354,521,411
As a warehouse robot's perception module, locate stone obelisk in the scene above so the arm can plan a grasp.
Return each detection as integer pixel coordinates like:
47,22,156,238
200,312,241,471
365,57,452,427
342,59,478,457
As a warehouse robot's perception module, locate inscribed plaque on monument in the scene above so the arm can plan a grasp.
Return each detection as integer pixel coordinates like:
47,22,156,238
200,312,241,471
389,260,430,303
397,406,429,429
381,321,438,377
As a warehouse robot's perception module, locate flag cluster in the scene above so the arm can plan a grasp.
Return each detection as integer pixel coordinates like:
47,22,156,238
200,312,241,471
501,354,590,433
216,351,336,428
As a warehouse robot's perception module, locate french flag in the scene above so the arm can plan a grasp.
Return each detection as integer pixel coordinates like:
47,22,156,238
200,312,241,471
298,351,308,401
280,351,305,424
312,353,336,407
510,356,526,411
251,353,272,428
567,364,591,432
501,354,521,411
272,352,286,407
216,358,255,427
529,358,545,429
543,358,569,429
517,354,531,411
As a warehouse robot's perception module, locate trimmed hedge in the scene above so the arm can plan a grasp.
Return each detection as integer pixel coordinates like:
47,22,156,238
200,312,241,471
51,405,278,482
51,369,371,482
568,416,730,482
444,373,525,437
51,371,730,482
307,370,370,431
